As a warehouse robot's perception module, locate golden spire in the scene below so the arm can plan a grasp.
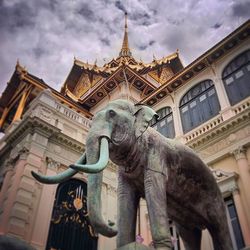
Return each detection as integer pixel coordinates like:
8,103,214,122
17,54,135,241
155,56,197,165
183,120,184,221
119,12,132,57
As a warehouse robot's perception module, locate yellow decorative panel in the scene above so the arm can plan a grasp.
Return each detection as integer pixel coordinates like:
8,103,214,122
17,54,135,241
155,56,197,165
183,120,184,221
92,74,102,87
73,74,91,98
148,67,173,84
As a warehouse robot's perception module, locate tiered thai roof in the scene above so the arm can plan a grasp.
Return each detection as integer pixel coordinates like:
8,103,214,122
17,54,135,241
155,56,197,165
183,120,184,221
61,13,183,109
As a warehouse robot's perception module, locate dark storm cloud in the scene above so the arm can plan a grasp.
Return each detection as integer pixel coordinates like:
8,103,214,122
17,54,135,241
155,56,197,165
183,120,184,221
76,3,96,21
138,44,148,51
0,0,249,95
149,40,155,46
0,2,36,31
231,1,250,18
115,0,126,12
136,40,156,51
212,23,222,29
100,38,111,46
33,47,47,59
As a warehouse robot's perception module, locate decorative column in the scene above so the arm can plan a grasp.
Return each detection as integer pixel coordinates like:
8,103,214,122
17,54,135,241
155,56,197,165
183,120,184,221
0,165,14,233
232,146,250,211
232,187,250,247
12,88,29,122
172,106,183,138
209,63,234,120
171,92,183,139
0,107,9,129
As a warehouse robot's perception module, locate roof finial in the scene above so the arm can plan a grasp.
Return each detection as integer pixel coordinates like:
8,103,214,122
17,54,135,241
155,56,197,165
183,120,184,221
119,12,132,58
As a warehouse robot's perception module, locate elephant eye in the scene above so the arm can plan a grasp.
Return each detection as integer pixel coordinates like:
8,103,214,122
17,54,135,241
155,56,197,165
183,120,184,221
108,109,116,118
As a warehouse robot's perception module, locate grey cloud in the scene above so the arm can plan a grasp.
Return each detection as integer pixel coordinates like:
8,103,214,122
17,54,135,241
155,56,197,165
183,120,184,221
115,1,126,13
100,38,111,46
0,0,249,95
33,47,47,58
166,17,184,26
149,40,155,46
0,1,36,31
232,1,250,18
76,3,96,21
212,23,222,29
138,44,148,51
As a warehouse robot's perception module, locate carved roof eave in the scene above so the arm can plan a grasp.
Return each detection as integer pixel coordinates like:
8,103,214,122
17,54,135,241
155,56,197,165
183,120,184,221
74,59,117,75
0,65,93,119
63,66,126,105
135,52,180,73
0,116,84,158
77,65,159,108
140,20,250,107
73,52,179,75
186,103,250,149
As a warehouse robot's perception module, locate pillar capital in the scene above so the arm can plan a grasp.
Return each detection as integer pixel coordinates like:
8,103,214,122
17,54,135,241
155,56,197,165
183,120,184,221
230,186,239,195
232,146,247,161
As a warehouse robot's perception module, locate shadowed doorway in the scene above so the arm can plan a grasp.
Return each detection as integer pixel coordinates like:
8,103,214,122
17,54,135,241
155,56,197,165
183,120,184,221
46,179,98,250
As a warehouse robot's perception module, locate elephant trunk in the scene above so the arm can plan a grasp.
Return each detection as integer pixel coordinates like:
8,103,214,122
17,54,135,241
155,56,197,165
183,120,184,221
86,136,117,237
88,173,117,237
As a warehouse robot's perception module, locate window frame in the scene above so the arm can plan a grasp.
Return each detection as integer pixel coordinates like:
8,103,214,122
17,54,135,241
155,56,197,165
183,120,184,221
151,106,175,138
222,50,250,105
179,79,221,133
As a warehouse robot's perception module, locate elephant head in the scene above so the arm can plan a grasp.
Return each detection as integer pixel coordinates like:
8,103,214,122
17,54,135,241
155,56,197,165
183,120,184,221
31,99,157,237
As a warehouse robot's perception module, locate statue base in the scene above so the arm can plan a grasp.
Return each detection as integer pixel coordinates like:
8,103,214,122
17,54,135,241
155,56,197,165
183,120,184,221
117,242,151,250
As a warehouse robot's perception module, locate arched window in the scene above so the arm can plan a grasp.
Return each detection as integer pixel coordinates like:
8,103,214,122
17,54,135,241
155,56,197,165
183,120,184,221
222,50,250,105
180,80,220,133
151,106,175,138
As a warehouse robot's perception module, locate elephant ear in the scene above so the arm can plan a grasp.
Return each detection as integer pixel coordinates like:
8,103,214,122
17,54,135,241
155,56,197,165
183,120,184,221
133,104,158,138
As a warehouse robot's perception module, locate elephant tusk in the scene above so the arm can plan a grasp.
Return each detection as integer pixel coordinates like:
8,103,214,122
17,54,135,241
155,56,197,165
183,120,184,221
31,152,86,184
69,137,109,173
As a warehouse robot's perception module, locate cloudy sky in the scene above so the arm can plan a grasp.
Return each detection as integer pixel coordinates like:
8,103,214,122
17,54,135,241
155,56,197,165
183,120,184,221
0,0,249,94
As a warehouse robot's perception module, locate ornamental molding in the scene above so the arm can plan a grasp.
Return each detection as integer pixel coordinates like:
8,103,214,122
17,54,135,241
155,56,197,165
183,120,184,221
210,168,237,182
186,98,250,149
25,90,92,130
197,125,249,163
38,105,53,122
8,145,30,165
210,168,239,196
0,117,84,157
231,146,247,160
46,157,61,170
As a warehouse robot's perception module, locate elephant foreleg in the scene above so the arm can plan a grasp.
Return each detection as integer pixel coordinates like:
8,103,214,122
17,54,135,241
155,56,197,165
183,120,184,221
144,170,172,250
117,172,140,248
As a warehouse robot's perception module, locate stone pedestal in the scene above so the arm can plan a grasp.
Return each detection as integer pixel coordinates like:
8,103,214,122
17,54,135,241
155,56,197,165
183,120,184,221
117,242,151,250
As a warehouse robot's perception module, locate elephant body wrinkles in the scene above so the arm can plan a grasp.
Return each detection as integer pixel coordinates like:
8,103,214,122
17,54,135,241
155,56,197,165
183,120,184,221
111,127,226,249
32,100,233,250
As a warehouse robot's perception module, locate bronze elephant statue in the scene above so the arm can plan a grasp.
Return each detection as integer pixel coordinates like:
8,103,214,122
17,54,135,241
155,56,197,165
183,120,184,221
32,99,233,250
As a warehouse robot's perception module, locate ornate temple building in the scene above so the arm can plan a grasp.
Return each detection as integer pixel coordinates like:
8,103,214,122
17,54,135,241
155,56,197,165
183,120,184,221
0,13,249,250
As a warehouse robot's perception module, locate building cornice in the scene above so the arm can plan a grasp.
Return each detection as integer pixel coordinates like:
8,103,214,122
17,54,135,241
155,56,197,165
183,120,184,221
0,116,84,159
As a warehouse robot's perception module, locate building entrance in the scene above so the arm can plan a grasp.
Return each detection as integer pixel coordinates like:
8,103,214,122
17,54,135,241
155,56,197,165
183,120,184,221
46,179,98,250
